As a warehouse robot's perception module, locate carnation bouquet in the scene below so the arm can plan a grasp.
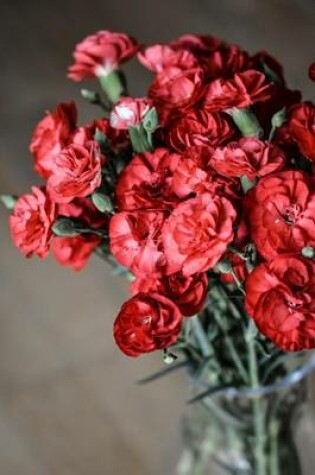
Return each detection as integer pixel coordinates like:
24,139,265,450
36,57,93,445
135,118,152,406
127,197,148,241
3,30,315,474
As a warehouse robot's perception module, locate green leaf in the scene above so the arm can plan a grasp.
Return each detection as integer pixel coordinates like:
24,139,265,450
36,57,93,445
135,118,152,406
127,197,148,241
91,192,113,213
187,384,233,404
137,360,189,385
0,194,18,210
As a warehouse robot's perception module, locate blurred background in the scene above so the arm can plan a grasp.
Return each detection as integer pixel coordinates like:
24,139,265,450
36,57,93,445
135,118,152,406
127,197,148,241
0,0,314,474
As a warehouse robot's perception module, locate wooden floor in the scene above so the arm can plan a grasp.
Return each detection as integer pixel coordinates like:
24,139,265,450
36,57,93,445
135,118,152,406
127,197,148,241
0,0,315,473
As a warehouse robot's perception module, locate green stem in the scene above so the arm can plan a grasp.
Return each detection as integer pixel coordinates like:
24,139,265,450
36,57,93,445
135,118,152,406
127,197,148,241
231,108,263,138
191,315,213,359
269,419,279,475
247,324,267,475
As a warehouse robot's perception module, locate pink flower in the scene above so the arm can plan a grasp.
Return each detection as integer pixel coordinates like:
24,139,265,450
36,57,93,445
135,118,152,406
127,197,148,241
138,44,197,72
110,97,152,130
47,142,102,204
68,30,140,81
9,187,56,258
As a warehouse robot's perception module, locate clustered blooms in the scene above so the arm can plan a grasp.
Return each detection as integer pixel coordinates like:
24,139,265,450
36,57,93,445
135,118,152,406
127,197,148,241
7,30,315,356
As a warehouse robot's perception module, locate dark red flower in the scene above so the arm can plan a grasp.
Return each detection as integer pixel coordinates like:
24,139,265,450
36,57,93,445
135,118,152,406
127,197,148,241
246,255,315,351
166,109,236,152
109,210,166,277
115,147,181,210
245,170,315,260
205,44,250,79
72,117,129,152
163,193,236,276
30,102,77,178
9,187,56,258
204,70,273,112
131,272,208,316
283,102,315,161
47,142,102,204
308,63,315,82
170,34,222,58
209,138,285,180
68,30,139,81
114,293,183,356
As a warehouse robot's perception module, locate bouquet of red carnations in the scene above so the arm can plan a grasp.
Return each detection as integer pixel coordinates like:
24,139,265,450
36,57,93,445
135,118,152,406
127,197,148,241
3,30,315,474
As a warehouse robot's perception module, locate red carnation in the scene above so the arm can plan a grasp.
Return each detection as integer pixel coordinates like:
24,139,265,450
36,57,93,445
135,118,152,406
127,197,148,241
245,170,315,260
30,102,77,179
52,235,101,271
109,210,166,277
170,146,240,201
138,44,197,72
205,44,250,79
209,138,285,180
115,147,181,211
47,142,102,204
68,30,139,81
166,109,236,152
284,102,315,161
308,63,315,82
246,255,315,351
163,193,236,276
170,34,222,58
72,117,129,152
204,70,273,112
9,187,56,258
149,66,205,115
131,272,208,317
114,293,183,357
110,97,152,130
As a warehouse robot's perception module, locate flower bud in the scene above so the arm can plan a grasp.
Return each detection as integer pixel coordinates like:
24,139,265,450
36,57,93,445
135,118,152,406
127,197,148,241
91,192,114,213
52,217,80,237
302,246,315,259
1,194,18,210
271,108,286,128
80,89,100,104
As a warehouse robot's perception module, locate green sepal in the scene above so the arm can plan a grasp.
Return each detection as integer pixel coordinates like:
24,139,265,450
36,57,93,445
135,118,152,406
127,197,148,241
91,192,114,213
230,108,263,138
98,70,126,103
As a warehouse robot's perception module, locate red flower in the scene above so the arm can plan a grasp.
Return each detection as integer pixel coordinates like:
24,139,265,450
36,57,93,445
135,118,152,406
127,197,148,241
149,67,205,114
170,34,222,58
114,293,183,357
246,255,315,351
138,44,197,72
115,147,181,210
72,117,129,152
131,272,208,317
284,102,315,161
47,142,102,204
110,97,152,129
9,187,56,258
30,102,77,179
52,235,101,271
204,70,273,112
245,170,315,260
109,210,166,277
68,30,139,81
205,44,250,79
166,109,235,152
209,138,285,180
163,193,236,276
308,63,315,82
170,146,240,201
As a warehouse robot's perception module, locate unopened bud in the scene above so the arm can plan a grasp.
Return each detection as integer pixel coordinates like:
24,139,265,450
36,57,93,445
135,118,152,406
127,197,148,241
271,108,286,128
91,192,114,213
302,246,315,259
81,89,99,103
1,194,18,210
52,217,79,237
